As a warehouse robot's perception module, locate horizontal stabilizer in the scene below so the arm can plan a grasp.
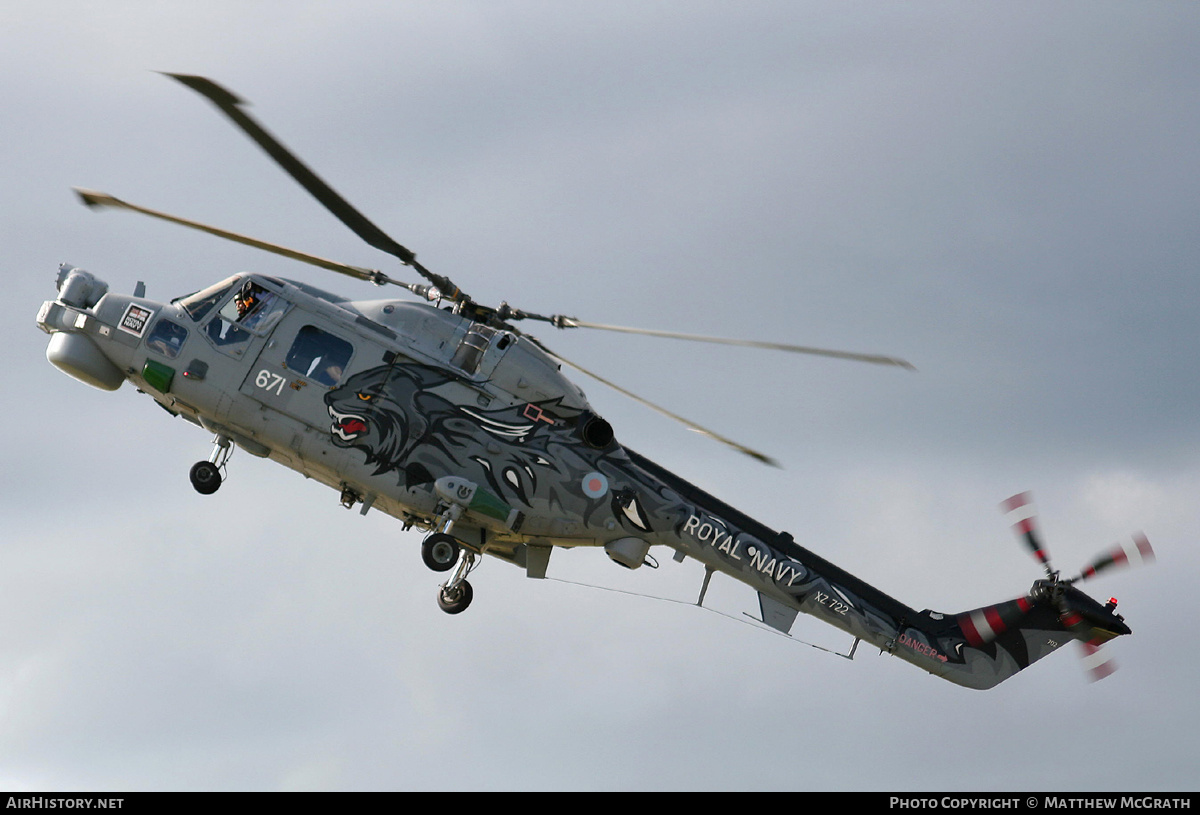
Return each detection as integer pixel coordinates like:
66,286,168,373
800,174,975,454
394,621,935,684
758,592,799,634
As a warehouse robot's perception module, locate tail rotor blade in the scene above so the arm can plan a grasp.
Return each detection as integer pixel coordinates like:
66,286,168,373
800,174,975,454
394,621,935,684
1079,640,1118,683
1058,606,1121,682
1074,533,1155,583
1001,492,1054,577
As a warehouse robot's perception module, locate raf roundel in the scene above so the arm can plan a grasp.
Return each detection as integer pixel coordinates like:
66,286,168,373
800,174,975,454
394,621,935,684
581,472,608,499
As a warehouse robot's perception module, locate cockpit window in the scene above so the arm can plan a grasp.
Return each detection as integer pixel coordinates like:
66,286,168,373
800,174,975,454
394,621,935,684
146,319,189,360
219,281,289,333
177,276,241,323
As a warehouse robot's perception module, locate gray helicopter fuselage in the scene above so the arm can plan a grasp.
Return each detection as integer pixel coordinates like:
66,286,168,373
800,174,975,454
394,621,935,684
38,265,1133,689
35,72,1150,690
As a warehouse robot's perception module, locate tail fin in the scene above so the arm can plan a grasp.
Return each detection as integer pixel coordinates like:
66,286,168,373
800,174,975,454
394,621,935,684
913,493,1151,689
918,585,1131,689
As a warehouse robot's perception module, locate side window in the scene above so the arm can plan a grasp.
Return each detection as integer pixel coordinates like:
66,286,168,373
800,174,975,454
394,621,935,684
205,316,251,349
285,325,354,386
146,318,189,360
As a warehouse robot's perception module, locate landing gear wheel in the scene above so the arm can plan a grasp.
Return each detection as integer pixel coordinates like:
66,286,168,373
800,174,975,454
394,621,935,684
189,461,222,495
437,580,473,614
422,533,461,572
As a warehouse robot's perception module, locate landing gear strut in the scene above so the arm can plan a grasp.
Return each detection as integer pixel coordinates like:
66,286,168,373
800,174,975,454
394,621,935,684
190,435,231,495
437,549,476,614
425,494,479,614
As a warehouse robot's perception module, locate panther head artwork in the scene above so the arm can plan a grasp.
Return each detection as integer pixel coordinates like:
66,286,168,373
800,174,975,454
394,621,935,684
325,363,449,478
324,361,604,507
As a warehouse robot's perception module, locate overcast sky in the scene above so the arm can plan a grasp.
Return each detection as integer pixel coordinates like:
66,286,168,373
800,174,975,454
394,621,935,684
2,1,1198,792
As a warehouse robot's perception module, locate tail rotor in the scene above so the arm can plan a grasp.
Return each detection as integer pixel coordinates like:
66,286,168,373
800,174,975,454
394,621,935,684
958,492,1153,682
999,492,1154,682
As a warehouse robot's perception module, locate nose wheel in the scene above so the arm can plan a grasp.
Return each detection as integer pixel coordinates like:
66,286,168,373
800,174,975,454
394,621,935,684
190,435,232,495
189,460,222,494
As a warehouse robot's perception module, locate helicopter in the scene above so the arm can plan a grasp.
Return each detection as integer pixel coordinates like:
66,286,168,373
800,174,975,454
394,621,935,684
36,73,1153,690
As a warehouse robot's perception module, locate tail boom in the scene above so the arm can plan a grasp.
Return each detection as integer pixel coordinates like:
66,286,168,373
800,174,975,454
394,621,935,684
620,449,1131,690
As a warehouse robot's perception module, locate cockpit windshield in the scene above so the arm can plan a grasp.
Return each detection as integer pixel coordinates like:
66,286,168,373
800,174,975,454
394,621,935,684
175,276,242,323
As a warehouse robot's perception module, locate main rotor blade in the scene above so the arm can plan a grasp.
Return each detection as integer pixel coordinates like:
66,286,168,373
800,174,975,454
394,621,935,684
162,73,465,303
73,188,431,295
527,338,780,467
548,318,915,370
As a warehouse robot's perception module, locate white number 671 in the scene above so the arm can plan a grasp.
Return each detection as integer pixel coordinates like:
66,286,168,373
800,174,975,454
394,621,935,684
255,369,286,396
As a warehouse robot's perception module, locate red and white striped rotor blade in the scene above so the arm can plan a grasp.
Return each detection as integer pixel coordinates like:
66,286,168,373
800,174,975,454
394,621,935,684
1076,533,1155,583
1001,492,1053,575
1079,640,1118,682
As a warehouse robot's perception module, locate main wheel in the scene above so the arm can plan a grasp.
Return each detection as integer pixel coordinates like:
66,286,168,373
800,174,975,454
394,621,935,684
189,461,222,495
422,533,461,572
437,580,473,614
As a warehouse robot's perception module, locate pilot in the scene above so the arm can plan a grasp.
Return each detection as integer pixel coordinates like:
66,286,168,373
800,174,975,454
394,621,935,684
235,282,259,319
